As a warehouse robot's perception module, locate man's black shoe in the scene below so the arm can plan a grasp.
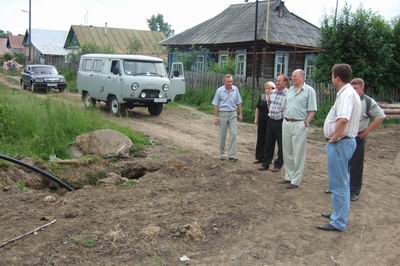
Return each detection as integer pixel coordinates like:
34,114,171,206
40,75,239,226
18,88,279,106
321,213,331,219
278,180,291,184
228,158,238,162
351,195,359,201
317,223,340,231
286,184,299,189
324,189,331,194
271,167,281,172
258,164,269,171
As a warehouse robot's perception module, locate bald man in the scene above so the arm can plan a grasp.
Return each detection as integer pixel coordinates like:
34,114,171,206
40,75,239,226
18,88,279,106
281,69,317,189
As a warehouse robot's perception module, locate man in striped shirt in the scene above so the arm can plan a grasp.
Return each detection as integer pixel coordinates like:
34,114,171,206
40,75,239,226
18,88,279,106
259,74,288,171
318,64,361,232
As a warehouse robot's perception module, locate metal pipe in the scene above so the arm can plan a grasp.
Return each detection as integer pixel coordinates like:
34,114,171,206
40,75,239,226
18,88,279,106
251,0,259,112
0,154,75,191
28,0,32,63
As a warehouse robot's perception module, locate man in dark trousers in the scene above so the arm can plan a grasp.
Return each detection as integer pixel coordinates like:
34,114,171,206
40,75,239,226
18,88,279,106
349,78,386,201
259,74,288,171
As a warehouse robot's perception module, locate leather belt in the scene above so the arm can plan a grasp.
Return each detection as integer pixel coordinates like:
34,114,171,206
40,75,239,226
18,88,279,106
326,136,351,142
284,117,303,122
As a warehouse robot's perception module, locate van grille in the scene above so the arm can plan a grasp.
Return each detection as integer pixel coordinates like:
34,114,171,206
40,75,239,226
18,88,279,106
142,89,160,98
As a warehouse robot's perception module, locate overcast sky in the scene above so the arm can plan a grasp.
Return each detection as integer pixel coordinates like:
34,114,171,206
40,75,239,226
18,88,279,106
1,0,399,36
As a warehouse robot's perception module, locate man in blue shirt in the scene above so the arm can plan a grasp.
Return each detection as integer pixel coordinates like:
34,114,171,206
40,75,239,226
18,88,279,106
212,74,243,161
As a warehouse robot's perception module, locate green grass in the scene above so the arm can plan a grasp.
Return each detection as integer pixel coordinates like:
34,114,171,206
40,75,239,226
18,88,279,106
0,85,149,160
72,238,97,248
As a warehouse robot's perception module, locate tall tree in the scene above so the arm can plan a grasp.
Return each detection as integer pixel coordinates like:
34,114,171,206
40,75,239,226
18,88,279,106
314,5,394,91
0,29,12,38
147,14,173,37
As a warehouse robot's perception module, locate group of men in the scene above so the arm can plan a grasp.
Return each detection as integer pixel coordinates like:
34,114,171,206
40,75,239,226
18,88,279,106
212,64,386,232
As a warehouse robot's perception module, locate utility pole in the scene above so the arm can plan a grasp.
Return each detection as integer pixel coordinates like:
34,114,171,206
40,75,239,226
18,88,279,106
251,0,259,112
28,0,32,63
334,0,339,26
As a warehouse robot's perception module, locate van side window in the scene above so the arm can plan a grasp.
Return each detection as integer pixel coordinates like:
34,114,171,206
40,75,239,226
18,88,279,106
111,60,120,75
93,59,103,72
82,59,93,71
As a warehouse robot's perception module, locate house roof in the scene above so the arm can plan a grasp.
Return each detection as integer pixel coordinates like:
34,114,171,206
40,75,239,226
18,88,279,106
161,0,320,48
64,25,166,56
6,35,24,49
23,29,69,56
0,38,9,55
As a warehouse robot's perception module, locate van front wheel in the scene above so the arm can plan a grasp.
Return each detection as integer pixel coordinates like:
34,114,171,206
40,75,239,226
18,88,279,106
148,103,163,116
108,95,123,117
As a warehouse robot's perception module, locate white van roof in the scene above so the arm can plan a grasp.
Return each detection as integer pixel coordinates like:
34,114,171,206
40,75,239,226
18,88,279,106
81,54,163,62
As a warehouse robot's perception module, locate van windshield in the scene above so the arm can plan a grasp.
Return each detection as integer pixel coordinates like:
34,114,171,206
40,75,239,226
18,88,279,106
123,60,166,77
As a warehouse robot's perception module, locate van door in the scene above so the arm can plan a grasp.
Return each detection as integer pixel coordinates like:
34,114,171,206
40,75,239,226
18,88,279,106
169,62,185,101
103,59,123,102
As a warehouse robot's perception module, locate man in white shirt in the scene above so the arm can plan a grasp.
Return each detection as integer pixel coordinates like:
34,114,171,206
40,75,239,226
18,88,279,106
318,64,361,231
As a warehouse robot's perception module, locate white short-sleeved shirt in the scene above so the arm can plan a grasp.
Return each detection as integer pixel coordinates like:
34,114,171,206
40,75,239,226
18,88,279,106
323,83,361,138
212,85,242,112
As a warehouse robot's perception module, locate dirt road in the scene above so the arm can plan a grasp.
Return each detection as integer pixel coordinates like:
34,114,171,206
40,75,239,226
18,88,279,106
0,75,399,265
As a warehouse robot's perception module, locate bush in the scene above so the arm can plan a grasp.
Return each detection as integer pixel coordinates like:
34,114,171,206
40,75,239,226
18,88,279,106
60,67,78,92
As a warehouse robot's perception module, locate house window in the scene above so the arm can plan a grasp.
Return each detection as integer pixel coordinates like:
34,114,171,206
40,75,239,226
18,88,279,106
219,52,228,67
235,53,246,77
274,51,289,78
304,54,316,80
197,55,205,72
82,59,93,71
93,59,103,72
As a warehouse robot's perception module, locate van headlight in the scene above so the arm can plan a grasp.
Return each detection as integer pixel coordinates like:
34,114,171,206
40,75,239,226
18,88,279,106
159,93,163,98
162,84,169,91
131,82,139,91
140,92,146,98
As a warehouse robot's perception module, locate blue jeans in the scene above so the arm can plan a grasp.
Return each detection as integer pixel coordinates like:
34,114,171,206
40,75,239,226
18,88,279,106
326,138,356,231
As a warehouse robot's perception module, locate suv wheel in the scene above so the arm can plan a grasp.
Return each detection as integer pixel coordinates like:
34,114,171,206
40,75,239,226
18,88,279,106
148,103,163,116
21,80,26,90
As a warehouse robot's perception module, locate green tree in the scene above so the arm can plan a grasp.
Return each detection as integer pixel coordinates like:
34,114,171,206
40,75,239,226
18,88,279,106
391,17,400,85
314,5,395,91
0,29,12,38
147,14,173,37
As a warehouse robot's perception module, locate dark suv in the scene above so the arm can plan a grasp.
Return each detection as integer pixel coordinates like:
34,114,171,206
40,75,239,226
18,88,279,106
20,64,67,93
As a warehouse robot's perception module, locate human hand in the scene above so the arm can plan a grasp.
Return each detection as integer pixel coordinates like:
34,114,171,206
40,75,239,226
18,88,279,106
239,114,244,122
254,119,258,125
304,121,310,127
358,131,368,139
214,117,219,126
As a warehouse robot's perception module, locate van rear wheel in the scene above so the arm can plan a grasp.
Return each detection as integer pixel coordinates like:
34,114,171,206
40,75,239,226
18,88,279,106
148,103,163,116
82,92,95,108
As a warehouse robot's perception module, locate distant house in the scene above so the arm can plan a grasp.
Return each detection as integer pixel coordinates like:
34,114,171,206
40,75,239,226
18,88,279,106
161,0,320,80
64,25,166,58
23,29,69,67
0,38,9,56
6,35,25,54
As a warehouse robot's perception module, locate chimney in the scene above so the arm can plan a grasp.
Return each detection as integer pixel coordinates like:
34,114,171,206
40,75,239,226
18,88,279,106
105,22,108,34
278,1,284,18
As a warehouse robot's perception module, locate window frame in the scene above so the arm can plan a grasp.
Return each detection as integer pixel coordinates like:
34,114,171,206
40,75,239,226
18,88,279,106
235,52,247,77
304,54,316,81
274,51,289,78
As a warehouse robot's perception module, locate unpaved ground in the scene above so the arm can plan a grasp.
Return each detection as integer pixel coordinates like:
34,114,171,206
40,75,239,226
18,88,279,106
0,74,400,265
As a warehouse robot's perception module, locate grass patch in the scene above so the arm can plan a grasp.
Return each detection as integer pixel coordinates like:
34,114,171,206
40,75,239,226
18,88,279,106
0,85,149,160
72,238,97,248
86,170,107,185
119,179,138,187
15,180,29,192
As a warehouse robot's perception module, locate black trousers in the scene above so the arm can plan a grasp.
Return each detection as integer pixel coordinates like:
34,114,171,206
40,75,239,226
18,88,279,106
262,119,283,168
255,119,268,161
349,136,365,196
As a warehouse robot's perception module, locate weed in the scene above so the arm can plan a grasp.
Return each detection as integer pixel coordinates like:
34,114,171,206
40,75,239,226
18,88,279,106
72,238,97,248
15,180,29,192
119,179,138,187
86,170,107,185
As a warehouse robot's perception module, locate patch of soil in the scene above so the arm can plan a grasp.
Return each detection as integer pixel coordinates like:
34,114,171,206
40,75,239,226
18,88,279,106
0,77,399,265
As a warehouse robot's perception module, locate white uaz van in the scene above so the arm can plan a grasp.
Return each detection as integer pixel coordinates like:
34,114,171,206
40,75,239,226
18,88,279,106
77,54,185,116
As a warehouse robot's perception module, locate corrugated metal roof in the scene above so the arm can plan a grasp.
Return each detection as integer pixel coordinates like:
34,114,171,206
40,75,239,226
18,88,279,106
6,35,24,49
65,25,166,56
23,29,69,55
0,38,9,55
161,0,320,48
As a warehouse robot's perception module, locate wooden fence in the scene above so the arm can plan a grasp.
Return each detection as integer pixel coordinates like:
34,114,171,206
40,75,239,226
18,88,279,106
185,71,399,106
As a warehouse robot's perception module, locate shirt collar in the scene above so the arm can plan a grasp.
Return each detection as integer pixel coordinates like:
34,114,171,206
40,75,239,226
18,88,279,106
336,83,352,97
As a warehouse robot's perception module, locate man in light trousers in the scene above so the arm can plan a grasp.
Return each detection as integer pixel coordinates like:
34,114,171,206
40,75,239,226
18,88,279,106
281,69,317,189
318,64,361,231
212,74,243,161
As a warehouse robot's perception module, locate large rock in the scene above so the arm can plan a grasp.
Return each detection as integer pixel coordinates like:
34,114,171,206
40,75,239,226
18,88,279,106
69,129,133,158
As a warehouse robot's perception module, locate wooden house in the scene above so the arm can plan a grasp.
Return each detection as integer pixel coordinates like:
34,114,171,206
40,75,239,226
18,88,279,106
64,25,166,59
161,0,320,80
